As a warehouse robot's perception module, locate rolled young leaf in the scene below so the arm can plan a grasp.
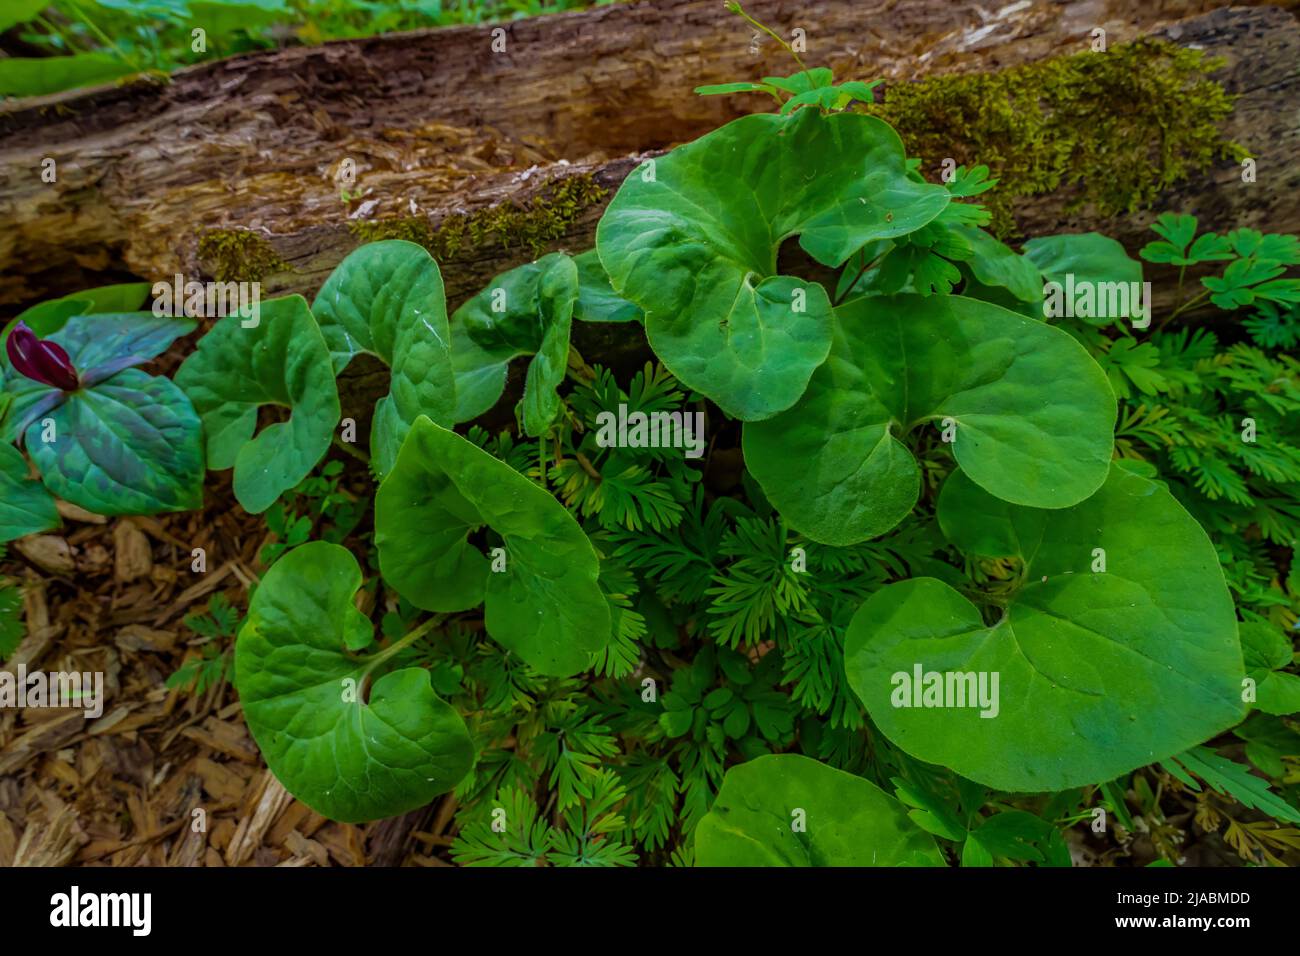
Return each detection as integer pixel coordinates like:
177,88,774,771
845,466,1245,792
520,253,578,437
743,294,1115,545
448,251,581,429
596,107,950,420
694,754,944,866
176,295,340,514
375,416,609,677
235,542,474,823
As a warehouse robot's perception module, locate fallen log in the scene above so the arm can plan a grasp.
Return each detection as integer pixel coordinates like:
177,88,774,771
0,0,1294,319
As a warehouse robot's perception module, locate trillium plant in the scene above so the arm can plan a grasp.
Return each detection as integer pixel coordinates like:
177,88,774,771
10,30,1300,866
0,283,204,541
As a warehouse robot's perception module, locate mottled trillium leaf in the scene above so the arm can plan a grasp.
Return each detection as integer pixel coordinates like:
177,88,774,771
235,542,474,824
1,312,197,442
743,294,1115,545
596,108,950,420
375,417,608,677
26,369,204,515
0,442,59,542
53,313,197,385
176,295,340,515
694,754,944,867
448,252,581,430
311,240,456,476
844,466,1245,792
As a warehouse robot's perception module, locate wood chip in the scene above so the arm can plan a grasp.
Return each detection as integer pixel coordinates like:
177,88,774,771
113,519,154,582
14,535,75,575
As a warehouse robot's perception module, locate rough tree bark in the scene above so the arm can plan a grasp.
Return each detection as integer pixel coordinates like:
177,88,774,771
0,0,1295,318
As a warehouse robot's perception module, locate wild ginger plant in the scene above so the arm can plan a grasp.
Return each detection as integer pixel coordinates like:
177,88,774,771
11,34,1291,865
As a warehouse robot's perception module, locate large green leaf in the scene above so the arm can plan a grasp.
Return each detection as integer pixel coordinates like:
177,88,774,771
0,442,59,542
311,240,456,476
596,108,950,420
25,369,204,515
1022,232,1144,325
694,754,944,866
845,466,1244,791
176,295,339,514
743,294,1115,545
375,416,608,677
0,1,50,33
2,281,153,341
235,542,474,823
449,252,579,430
0,53,136,98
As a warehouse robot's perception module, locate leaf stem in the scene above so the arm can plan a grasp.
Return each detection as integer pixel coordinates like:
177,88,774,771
363,614,445,673
834,247,889,305
1158,288,1210,331
333,435,371,465
66,0,139,70
725,1,810,80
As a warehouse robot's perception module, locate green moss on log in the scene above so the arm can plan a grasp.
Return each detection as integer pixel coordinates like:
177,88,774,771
864,39,1247,236
347,173,607,260
197,229,291,282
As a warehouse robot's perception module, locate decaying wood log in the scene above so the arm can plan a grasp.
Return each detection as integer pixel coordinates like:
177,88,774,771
0,0,1295,317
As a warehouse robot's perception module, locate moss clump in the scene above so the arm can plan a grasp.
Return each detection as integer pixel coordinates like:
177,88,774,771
348,173,607,260
864,39,1247,236
197,229,291,282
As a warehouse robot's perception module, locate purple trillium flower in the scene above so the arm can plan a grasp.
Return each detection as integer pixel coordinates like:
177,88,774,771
5,321,79,391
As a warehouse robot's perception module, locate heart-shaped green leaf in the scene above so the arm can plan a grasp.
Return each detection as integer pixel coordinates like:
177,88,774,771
375,416,608,677
743,294,1115,545
845,466,1244,792
311,240,456,476
176,295,340,515
694,754,944,866
596,109,950,420
235,541,474,823
1023,233,1144,325
25,368,204,515
0,442,59,542
449,252,580,430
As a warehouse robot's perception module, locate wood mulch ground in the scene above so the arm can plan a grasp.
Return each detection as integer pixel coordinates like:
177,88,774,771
0,468,457,867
